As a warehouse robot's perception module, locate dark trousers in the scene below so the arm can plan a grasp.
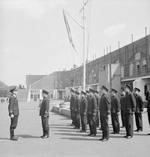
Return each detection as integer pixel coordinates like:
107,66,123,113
100,114,109,139
148,112,150,126
96,111,99,127
135,112,143,131
121,110,126,127
88,114,97,135
70,109,74,124
80,114,87,131
41,116,49,136
74,112,80,128
125,113,133,137
10,115,18,137
111,113,120,133
72,110,76,125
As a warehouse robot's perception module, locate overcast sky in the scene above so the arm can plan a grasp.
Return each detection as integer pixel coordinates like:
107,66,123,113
0,0,150,86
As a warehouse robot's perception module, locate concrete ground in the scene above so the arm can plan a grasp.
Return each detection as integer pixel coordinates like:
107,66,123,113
0,101,150,157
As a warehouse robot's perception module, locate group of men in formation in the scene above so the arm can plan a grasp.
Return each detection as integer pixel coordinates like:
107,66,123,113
70,84,150,142
6,84,150,142
8,86,50,141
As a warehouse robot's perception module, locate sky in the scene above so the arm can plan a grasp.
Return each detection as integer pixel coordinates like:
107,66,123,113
0,0,150,86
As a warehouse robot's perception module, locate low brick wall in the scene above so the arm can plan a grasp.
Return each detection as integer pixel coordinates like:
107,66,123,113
52,106,71,118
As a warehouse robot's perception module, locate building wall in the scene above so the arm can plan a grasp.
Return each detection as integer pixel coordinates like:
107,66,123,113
29,35,150,100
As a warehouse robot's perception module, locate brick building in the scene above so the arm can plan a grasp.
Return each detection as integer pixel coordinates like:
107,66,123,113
27,35,150,101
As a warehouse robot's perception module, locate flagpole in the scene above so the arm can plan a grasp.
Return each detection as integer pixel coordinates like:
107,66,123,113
83,0,86,91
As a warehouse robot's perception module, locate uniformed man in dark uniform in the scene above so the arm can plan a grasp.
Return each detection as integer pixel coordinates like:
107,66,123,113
70,88,75,126
94,90,100,128
74,91,80,129
40,89,50,139
80,91,88,132
124,85,136,139
111,89,120,134
133,88,144,132
87,88,97,136
8,86,19,141
147,88,150,135
99,86,110,142
86,90,90,125
120,88,126,128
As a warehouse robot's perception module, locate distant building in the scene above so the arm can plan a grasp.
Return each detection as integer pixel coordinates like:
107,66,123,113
0,81,9,103
26,75,46,89
27,35,150,102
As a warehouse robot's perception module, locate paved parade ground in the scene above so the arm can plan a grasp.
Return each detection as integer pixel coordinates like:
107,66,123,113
0,101,150,157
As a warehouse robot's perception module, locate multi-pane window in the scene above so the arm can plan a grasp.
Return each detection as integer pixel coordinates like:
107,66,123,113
142,59,147,73
136,62,140,75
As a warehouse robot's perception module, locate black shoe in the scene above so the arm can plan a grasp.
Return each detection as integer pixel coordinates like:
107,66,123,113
90,134,96,137
126,136,132,139
148,133,150,135
10,136,18,141
138,129,143,132
99,138,104,141
80,130,86,133
74,127,79,129
41,135,49,139
135,129,139,132
88,133,92,136
111,132,116,134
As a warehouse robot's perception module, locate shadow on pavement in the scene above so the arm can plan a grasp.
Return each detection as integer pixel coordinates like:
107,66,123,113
119,132,149,136
50,126,73,130
0,137,9,141
61,137,98,141
54,132,88,137
18,134,40,139
52,129,79,132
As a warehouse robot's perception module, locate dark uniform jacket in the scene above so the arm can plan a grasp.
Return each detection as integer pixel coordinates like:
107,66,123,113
80,96,88,115
87,94,97,116
134,93,143,113
95,94,100,111
124,92,136,114
40,97,49,117
99,93,111,116
111,95,120,113
70,94,75,111
8,94,19,116
74,95,80,113
120,95,126,111
147,91,150,113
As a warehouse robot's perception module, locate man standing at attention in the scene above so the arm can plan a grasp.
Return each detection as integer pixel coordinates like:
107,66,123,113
70,88,75,126
74,91,80,129
124,85,136,139
94,90,100,128
40,89,50,139
80,91,88,132
99,86,111,142
120,88,126,128
111,89,120,134
8,86,19,141
133,88,144,132
87,89,97,136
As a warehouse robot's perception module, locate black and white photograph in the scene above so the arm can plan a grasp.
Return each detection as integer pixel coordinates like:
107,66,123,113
0,0,150,157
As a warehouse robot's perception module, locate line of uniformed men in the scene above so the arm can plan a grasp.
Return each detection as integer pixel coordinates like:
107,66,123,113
70,84,150,142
